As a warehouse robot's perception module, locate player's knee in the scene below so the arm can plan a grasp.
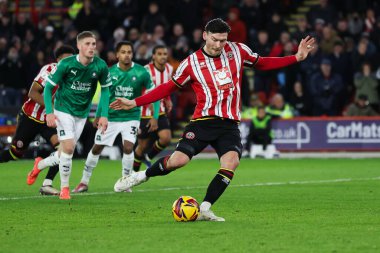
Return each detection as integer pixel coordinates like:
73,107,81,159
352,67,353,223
167,153,189,169
159,136,171,147
123,141,134,154
221,152,240,170
123,146,133,154
91,145,104,155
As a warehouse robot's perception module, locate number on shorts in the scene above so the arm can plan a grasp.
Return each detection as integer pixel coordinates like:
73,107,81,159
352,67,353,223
130,126,137,135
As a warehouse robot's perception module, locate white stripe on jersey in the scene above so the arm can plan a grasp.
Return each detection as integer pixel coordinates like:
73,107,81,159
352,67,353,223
205,54,223,116
173,59,190,85
190,53,212,117
220,51,234,119
229,42,243,119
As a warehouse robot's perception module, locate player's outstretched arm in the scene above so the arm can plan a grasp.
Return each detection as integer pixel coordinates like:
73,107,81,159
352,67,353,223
254,36,315,71
110,80,179,111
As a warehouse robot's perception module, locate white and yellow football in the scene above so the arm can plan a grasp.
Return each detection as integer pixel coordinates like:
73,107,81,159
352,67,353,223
172,196,200,222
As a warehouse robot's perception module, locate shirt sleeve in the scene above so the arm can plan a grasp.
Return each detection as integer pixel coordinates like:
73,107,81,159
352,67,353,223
99,63,112,88
238,43,260,68
34,64,50,87
172,58,191,88
45,61,65,87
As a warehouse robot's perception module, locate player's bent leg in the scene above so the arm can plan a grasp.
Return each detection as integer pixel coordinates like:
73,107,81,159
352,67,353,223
114,151,189,192
73,144,104,193
39,165,60,195
147,129,172,160
0,147,22,163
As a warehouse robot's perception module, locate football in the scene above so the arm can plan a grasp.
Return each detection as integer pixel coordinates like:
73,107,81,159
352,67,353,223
172,196,200,222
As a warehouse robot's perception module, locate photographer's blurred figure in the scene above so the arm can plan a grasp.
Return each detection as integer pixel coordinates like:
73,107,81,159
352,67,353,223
247,106,279,159
344,94,379,116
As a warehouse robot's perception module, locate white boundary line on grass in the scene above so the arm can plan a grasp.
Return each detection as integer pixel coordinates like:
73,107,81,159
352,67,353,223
1,176,379,201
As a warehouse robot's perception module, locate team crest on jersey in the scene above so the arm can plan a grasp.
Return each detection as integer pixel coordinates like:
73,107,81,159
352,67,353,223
199,61,207,69
227,51,234,59
16,140,24,148
185,132,195,139
92,72,97,78
213,67,233,90
132,76,136,81
60,130,65,136
96,135,101,141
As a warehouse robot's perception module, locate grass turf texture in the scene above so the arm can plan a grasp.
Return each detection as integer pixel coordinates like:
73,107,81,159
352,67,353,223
0,158,379,253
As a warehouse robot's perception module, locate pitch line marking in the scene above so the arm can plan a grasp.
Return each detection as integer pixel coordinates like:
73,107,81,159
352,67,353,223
0,176,379,201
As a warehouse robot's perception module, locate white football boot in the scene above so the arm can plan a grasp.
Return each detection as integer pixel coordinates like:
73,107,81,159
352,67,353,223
197,209,225,222
114,171,148,192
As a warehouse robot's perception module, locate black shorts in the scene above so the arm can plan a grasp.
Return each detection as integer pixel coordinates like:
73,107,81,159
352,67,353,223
176,117,243,159
12,111,57,150
138,115,171,139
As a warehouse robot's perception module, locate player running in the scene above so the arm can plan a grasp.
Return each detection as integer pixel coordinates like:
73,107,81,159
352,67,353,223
111,18,315,221
27,31,111,200
72,41,159,193
133,45,173,172
0,45,75,195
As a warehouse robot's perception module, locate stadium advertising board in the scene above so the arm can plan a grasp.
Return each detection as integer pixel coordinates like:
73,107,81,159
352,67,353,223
239,117,380,151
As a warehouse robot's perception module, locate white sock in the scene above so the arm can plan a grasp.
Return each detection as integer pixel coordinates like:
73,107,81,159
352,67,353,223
59,152,73,189
42,179,53,187
81,150,100,185
38,151,59,170
122,152,134,176
200,201,211,212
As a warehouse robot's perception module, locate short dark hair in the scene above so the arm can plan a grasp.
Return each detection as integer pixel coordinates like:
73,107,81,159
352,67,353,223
205,18,231,33
115,41,134,53
76,31,96,42
152,45,167,55
54,45,76,59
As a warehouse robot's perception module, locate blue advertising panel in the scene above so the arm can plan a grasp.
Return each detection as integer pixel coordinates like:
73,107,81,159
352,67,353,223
240,117,380,151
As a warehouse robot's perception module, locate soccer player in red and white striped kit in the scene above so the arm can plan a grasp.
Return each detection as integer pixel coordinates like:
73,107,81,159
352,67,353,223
112,18,315,221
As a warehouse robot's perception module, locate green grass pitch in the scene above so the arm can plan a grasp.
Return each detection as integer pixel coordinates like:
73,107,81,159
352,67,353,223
0,158,379,253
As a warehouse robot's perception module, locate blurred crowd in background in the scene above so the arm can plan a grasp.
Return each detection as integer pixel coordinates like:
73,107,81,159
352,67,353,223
1,0,380,122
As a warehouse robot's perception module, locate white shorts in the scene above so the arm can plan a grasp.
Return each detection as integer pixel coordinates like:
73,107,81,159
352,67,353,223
94,120,140,146
55,110,87,141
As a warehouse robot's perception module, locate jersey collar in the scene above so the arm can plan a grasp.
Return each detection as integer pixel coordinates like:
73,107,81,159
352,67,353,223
117,61,134,70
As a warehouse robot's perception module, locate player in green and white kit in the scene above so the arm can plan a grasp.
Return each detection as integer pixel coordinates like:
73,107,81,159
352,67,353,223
72,41,159,193
42,31,111,199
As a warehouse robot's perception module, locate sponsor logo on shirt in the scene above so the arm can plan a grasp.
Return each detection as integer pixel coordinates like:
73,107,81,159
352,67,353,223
213,67,233,90
70,81,92,91
71,69,77,75
115,86,134,98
